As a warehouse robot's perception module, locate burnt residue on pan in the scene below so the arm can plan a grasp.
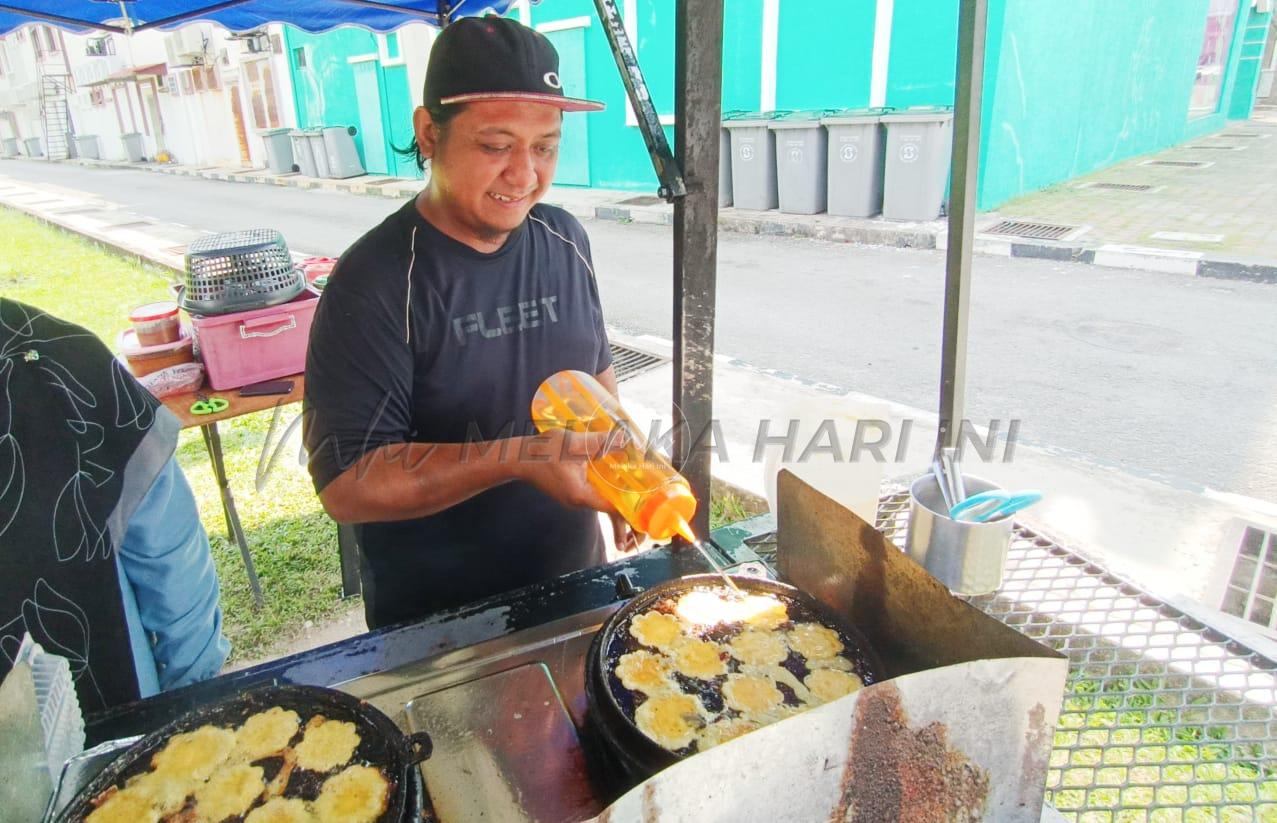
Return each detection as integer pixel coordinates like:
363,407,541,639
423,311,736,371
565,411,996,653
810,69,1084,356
602,583,880,757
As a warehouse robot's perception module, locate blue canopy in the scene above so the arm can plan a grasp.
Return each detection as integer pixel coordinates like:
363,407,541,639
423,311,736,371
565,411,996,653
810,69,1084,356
0,1,517,35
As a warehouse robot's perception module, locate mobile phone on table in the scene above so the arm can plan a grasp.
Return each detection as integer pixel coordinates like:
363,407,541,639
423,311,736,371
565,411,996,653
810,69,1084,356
239,379,295,397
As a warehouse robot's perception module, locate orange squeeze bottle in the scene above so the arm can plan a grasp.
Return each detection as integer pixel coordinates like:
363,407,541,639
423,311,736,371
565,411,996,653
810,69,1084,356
531,370,697,542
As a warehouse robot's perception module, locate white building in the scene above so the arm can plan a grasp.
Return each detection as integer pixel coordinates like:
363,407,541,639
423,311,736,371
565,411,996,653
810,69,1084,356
1,21,295,168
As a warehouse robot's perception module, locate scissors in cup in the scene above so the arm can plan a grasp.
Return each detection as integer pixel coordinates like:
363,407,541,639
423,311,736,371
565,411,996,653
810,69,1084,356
949,489,1043,523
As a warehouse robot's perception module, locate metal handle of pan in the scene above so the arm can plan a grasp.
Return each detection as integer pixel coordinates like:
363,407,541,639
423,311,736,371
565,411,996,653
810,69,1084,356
405,731,433,765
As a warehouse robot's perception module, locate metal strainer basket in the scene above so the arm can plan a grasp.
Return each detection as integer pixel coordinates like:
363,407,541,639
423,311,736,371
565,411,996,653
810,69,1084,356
181,229,305,315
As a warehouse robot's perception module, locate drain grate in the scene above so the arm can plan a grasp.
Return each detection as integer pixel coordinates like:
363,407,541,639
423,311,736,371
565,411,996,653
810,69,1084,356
982,220,1082,241
1221,132,1271,139
610,342,668,382
1077,182,1158,193
618,195,665,207
1189,144,1247,151
1140,159,1213,169
1220,526,1277,631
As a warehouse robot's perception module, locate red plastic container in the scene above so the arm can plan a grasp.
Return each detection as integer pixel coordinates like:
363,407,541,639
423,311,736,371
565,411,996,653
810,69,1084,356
129,300,181,346
191,290,318,390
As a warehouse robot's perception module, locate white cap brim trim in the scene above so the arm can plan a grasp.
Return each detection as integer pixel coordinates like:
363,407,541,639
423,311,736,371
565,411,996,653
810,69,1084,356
438,91,605,112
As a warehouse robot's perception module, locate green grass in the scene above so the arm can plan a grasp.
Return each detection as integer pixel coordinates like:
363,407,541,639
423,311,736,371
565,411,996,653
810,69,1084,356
1,208,347,662
709,481,768,530
1047,671,1277,822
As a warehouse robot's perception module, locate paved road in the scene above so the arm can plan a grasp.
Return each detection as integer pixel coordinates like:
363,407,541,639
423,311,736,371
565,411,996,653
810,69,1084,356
4,160,1275,502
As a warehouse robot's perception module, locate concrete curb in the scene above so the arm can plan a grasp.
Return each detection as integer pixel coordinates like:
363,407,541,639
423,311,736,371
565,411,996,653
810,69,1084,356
17,156,1277,284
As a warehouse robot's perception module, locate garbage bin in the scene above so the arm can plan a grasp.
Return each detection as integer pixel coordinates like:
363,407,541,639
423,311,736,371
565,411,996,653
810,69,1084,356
321,126,365,179
73,134,101,160
290,130,317,177
719,110,749,208
821,108,889,218
305,128,331,178
121,132,145,162
881,107,953,221
24,136,44,157
259,128,295,175
769,111,831,215
723,112,786,211
3,137,21,157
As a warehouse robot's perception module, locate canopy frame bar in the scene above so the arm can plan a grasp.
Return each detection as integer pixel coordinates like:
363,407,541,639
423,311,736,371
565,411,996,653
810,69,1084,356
935,0,987,457
591,0,686,202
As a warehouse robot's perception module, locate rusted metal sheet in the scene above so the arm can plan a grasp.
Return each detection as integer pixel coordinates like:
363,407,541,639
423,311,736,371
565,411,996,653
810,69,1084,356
776,469,1067,818
592,658,1062,822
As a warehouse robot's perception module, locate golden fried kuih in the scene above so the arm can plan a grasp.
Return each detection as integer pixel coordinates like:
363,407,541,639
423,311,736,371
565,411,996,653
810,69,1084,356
615,650,676,695
697,716,761,750
629,611,683,651
193,763,265,822
728,628,789,667
234,706,301,761
670,636,728,680
721,673,785,715
788,623,844,661
293,718,361,773
635,693,706,750
86,788,161,823
739,595,789,631
804,668,863,704
807,654,853,672
123,771,191,816
151,725,236,782
673,590,788,630
245,797,315,823
313,764,390,823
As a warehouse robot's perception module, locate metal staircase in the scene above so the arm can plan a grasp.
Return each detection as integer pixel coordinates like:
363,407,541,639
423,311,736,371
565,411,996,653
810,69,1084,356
38,72,72,160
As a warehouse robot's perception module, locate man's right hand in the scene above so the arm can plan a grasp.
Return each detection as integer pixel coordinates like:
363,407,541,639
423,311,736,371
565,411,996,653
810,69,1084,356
515,428,627,513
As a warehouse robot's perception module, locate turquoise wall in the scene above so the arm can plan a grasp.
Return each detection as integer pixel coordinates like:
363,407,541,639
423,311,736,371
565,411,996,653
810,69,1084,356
775,0,875,110
1229,7,1273,120
280,0,1265,204
283,26,418,178
285,27,371,145
886,0,960,108
978,0,1223,209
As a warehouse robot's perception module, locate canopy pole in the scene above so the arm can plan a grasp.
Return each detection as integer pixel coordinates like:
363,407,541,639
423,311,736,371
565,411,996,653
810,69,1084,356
671,0,723,542
936,0,987,457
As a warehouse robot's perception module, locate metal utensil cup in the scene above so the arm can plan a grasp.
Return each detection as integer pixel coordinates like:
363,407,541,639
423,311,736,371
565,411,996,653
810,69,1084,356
906,473,1014,595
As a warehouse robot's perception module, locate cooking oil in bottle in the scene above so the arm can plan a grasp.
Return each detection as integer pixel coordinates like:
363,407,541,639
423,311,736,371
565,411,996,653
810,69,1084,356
531,370,698,543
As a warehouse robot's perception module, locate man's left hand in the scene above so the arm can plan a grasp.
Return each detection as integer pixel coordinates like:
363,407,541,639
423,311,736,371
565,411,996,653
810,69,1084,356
610,512,644,554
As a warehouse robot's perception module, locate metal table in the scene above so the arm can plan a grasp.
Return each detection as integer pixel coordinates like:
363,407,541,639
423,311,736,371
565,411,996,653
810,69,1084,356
717,498,1277,823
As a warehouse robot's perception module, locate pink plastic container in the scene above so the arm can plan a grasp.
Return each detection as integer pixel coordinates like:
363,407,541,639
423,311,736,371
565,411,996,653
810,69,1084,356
191,290,318,390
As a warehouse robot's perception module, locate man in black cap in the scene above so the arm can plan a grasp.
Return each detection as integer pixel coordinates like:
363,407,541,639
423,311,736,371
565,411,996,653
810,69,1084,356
304,16,639,629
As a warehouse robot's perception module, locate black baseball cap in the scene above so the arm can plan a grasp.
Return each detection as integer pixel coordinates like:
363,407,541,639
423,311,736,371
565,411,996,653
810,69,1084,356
424,16,604,113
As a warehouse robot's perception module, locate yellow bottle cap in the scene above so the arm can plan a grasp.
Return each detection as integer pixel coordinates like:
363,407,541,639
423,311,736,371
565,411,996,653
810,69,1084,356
639,482,698,541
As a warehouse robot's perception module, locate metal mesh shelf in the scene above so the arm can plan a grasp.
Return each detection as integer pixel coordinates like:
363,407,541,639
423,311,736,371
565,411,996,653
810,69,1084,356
873,488,1277,823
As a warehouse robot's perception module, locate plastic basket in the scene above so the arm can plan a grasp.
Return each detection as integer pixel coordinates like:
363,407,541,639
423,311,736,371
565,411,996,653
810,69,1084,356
182,229,304,316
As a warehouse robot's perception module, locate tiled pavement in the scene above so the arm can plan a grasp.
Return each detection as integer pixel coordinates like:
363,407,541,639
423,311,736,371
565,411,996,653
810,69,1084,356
996,110,1277,265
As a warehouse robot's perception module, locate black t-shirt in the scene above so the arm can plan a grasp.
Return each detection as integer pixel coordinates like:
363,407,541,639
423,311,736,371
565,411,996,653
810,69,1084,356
304,200,612,628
